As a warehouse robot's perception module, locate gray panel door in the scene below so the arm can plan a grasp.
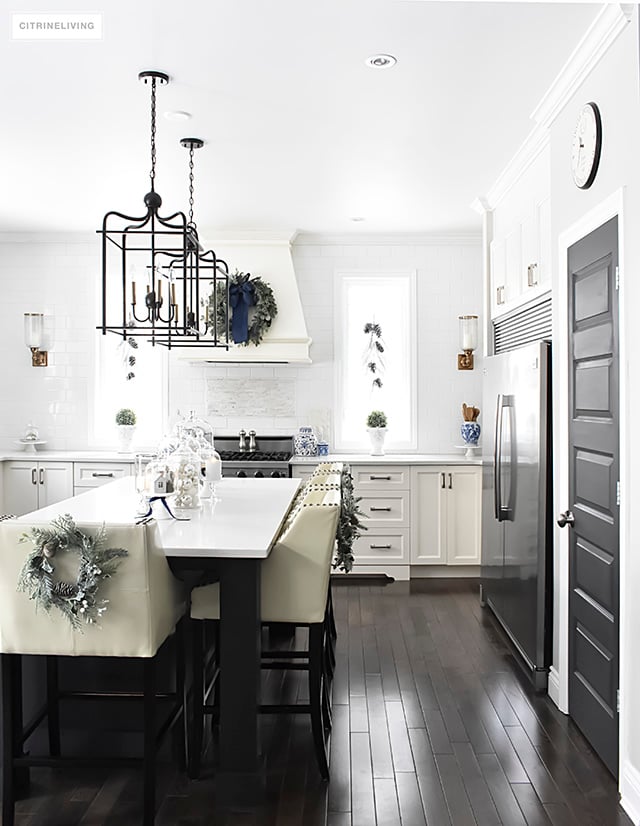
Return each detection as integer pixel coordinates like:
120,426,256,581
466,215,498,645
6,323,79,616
567,216,619,776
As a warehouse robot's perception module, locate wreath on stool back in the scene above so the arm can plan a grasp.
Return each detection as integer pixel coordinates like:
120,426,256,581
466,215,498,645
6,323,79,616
17,514,128,630
207,270,277,346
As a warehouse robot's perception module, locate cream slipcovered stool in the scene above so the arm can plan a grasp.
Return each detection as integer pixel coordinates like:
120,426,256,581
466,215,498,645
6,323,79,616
189,486,340,779
0,519,187,826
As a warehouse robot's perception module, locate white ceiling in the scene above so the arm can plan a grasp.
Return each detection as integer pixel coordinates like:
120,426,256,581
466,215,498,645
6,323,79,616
0,1,599,236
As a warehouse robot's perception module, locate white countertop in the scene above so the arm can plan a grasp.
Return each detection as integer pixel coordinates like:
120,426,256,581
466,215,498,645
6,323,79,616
17,476,302,559
1,448,482,467
0,449,137,462
290,452,481,466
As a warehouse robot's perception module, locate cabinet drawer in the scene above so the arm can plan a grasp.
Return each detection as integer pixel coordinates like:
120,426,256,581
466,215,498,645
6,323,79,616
353,530,409,564
360,493,408,527
352,466,408,490
73,462,132,488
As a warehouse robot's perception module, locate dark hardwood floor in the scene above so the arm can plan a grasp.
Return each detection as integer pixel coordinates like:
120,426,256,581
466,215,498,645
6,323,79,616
4,579,633,825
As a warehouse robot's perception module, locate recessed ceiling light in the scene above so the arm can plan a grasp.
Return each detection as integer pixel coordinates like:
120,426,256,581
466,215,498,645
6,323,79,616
365,54,397,69
164,110,191,121
350,217,366,222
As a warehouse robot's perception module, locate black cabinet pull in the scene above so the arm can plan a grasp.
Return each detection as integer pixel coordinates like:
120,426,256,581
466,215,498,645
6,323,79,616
370,506,392,512
31,468,37,486
92,472,114,478
441,472,445,489
39,468,45,485
370,544,392,550
448,473,453,489
369,475,392,481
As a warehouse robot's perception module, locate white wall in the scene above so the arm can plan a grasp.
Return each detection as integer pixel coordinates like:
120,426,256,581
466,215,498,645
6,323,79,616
168,235,483,452
0,236,95,450
546,10,640,818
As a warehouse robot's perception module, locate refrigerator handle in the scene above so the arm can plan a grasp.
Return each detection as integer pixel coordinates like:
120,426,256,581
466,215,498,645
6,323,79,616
494,394,504,521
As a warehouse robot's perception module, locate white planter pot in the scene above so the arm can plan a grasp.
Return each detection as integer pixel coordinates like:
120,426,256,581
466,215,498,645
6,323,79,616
117,424,136,454
367,427,387,456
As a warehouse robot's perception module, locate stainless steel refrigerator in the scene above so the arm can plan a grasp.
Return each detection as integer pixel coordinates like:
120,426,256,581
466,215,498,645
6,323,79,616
480,340,553,691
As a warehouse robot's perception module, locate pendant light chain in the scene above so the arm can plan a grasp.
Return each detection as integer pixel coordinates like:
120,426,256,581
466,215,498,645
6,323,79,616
149,77,157,192
188,143,195,228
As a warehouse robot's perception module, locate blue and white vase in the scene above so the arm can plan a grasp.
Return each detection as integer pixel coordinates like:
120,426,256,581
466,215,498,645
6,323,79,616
294,427,318,457
460,422,481,446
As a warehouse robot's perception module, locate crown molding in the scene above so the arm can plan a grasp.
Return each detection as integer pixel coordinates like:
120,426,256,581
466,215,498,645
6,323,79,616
480,126,550,211
531,2,633,129
293,231,481,247
470,196,491,216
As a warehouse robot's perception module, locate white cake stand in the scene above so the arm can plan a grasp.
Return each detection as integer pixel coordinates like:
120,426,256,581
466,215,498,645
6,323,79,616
455,443,480,459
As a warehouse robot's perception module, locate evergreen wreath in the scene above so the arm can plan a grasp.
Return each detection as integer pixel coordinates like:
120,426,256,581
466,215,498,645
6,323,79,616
333,466,367,574
207,269,278,346
17,514,128,631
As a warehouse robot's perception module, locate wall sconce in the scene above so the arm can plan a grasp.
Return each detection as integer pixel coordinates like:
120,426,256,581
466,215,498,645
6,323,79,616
24,313,48,367
458,315,478,371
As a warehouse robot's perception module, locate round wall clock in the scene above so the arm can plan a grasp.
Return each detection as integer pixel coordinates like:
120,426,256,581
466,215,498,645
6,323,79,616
571,102,602,189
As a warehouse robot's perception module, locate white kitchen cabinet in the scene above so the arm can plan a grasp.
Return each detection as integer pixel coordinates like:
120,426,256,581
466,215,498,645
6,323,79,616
351,465,410,569
73,461,132,494
291,466,316,483
3,461,73,516
410,466,481,565
489,144,551,319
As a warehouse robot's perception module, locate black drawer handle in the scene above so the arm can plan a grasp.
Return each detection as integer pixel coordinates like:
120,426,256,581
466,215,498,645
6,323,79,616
370,506,392,512
369,475,392,481
370,544,392,550
92,472,115,478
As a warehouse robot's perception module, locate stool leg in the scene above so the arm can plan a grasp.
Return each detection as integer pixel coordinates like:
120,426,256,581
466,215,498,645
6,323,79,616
327,587,337,641
172,620,186,772
143,657,156,826
309,624,329,780
46,656,61,757
2,653,16,826
188,619,204,779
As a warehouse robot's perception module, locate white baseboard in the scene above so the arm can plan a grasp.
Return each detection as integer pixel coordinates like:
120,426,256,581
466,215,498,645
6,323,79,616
547,667,566,712
620,762,640,825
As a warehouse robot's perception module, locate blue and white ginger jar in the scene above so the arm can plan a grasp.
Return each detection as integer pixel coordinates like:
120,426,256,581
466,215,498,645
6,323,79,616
294,427,318,457
460,422,481,446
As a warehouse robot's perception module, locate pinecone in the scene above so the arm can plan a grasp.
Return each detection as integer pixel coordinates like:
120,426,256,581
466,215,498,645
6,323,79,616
52,581,76,598
43,540,59,559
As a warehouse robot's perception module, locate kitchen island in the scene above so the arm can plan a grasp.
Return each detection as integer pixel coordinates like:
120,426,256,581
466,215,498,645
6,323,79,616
13,475,301,796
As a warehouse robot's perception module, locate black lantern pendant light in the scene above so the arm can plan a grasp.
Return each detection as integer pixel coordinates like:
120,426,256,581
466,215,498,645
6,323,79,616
97,70,229,349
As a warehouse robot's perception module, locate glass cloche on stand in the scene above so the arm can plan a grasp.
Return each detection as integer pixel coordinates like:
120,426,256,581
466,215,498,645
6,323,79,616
166,434,201,510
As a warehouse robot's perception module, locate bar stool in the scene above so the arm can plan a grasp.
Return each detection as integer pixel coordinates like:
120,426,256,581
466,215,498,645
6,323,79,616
189,486,340,780
0,519,187,826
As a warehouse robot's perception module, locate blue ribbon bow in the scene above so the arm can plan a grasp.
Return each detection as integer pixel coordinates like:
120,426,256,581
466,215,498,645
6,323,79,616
229,280,255,343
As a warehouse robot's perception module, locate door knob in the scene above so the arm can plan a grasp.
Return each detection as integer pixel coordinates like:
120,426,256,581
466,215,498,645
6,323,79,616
557,510,575,528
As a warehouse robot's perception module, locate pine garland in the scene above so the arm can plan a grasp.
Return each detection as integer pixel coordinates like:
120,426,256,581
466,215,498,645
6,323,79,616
333,466,367,574
208,269,278,346
18,514,128,631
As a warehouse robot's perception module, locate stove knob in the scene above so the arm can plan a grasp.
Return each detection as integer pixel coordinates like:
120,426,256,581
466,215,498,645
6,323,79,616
254,470,264,478
236,470,247,478
270,470,282,479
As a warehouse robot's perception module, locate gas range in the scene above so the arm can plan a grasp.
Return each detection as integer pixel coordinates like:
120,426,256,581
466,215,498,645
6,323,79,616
215,435,293,479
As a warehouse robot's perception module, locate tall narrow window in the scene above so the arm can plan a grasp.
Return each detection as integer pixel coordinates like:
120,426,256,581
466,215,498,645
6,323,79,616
335,271,417,451
92,335,166,447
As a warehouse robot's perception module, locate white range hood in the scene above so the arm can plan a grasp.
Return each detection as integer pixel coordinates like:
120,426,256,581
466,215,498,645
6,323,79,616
178,231,311,363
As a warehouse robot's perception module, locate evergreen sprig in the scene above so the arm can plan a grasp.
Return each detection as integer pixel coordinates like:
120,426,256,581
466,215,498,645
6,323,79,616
333,466,367,574
18,514,128,631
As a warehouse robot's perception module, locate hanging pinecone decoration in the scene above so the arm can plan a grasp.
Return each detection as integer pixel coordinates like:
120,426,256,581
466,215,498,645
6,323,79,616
42,539,59,559
52,581,77,598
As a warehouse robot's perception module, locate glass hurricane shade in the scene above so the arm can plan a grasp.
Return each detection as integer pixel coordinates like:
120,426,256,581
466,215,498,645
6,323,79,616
24,313,44,349
458,315,478,352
